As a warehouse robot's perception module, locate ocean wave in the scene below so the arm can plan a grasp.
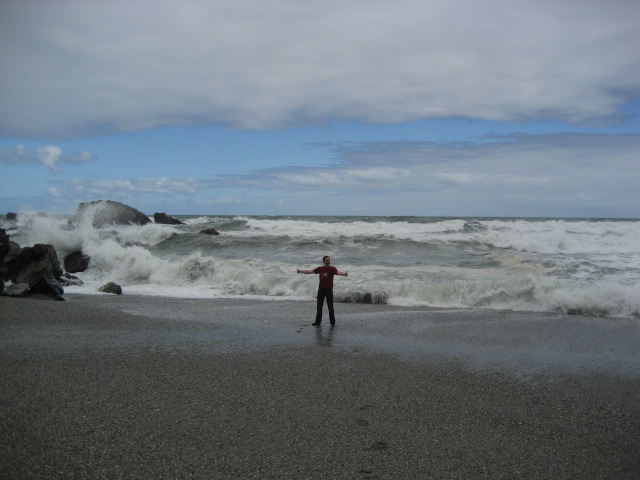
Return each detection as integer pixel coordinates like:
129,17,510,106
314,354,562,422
343,276,640,318
8,213,640,318
216,217,640,257
182,216,217,226
63,259,640,318
61,244,640,318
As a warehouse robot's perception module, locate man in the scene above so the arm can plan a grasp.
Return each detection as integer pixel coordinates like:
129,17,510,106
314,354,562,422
297,256,348,326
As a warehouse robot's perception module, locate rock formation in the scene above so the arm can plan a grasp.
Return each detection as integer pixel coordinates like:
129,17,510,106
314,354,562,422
68,200,150,228
199,228,220,235
3,243,65,300
98,282,122,295
154,212,184,225
64,251,91,273
1,227,88,300
0,229,10,294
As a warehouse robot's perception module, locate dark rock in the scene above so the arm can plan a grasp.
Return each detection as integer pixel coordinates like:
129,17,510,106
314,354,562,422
340,291,388,305
199,228,220,235
2,277,65,300
61,273,83,287
0,235,67,301
0,229,10,293
68,200,151,228
0,228,10,259
154,212,184,225
6,244,63,283
28,276,65,301
99,282,122,295
6,212,17,221
2,283,29,297
5,241,22,262
463,220,487,233
64,251,90,273
0,229,19,294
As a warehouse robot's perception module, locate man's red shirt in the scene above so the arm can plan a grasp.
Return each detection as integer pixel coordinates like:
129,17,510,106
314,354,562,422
313,265,338,289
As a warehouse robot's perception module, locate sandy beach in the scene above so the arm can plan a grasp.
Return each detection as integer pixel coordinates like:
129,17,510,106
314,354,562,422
1,294,639,479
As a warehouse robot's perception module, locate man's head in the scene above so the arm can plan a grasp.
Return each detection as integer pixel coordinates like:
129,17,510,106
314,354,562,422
323,256,331,266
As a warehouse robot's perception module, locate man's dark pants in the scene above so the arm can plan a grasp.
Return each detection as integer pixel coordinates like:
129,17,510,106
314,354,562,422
316,288,335,324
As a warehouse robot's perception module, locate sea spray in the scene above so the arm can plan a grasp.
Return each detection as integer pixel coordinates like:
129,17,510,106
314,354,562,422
4,213,639,318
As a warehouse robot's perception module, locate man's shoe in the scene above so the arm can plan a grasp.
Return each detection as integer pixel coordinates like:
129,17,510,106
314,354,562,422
312,322,321,326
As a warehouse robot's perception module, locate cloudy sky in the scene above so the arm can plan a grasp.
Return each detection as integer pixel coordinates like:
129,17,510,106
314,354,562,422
1,0,639,218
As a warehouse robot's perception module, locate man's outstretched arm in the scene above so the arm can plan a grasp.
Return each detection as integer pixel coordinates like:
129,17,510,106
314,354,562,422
297,268,314,274
337,270,349,276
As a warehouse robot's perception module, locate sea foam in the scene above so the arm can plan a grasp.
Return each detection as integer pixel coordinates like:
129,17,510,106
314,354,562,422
6,213,639,318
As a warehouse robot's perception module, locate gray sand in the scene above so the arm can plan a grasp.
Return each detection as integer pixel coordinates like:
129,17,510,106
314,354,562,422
1,294,639,479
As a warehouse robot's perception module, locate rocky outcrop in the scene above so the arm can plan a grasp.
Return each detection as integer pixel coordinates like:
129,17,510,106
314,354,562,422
6,212,17,221
463,220,487,233
0,229,10,294
61,273,83,287
6,244,63,281
2,283,29,297
68,200,150,228
25,276,65,300
1,229,84,300
154,212,184,225
64,251,90,273
199,228,220,235
1,229,23,295
3,243,65,300
99,282,122,295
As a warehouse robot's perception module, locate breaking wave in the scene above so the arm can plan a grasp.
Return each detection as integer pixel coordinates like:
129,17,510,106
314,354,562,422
3,213,639,318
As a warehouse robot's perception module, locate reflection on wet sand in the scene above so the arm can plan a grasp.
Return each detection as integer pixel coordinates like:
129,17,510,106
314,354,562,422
315,324,336,346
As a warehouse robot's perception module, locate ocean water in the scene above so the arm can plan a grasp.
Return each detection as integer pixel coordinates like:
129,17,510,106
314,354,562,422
3,212,640,318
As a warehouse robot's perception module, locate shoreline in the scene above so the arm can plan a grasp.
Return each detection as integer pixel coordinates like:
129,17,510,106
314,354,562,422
1,294,639,478
10,292,639,379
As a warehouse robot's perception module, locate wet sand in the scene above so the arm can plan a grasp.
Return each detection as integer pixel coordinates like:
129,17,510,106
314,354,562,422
1,294,639,479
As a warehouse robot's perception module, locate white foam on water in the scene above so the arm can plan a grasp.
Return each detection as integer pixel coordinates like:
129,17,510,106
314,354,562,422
8,213,640,318
237,217,468,241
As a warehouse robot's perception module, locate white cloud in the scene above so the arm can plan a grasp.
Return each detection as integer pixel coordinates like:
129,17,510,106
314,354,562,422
272,166,410,190
1,0,639,138
211,133,640,216
36,145,62,172
0,144,95,172
434,172,476,186
47,177,209,200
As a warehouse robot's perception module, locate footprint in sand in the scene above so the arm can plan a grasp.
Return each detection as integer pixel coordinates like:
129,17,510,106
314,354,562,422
357,469,379,478
370,440,388,450
356,418,370,427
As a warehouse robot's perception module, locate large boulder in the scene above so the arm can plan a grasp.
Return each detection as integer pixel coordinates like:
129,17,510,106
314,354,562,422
26,276,65,301
64,250,90,273
154,212,184,225
199,228,220,236
4,241,22,263
68,200,151,228
3,243,65,300
61,273,83,287
6,244,63,283
99,282,122,295
0,229,22,294
0,228,10,259
2,283,29,297
0,228,9,293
